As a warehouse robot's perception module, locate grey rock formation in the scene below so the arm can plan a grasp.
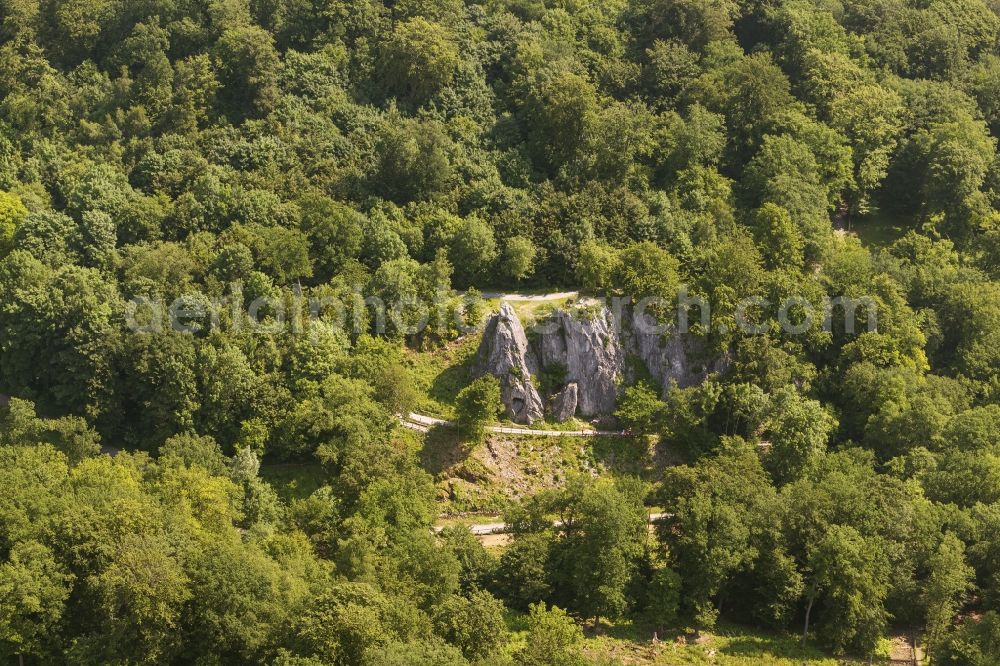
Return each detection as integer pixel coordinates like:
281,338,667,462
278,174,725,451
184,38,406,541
550,383,578,422
537,308,623,417
474,303,545,424
627,310,729,395
474,301,726,422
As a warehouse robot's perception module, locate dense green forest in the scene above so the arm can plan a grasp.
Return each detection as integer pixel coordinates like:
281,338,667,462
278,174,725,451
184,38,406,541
1,0,1000,663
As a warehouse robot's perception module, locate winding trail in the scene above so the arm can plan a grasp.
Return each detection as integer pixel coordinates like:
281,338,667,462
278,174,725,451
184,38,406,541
400,412,627,438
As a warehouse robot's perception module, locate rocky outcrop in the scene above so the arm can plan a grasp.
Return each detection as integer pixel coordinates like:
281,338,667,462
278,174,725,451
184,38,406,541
474,303,545,424
550,383,578,422
627,310,729,395
474,301,726,422
537,308,623,417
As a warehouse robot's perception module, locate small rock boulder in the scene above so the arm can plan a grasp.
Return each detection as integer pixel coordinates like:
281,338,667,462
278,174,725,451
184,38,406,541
550,383,578,422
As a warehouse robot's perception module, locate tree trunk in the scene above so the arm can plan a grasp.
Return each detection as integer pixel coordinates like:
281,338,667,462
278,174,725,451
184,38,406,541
802,580,819,648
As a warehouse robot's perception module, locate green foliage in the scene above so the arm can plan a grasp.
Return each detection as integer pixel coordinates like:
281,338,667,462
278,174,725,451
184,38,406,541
743,134,831,261
368,116,454,203
439,525,497,594
0,540,72,661
0,397,101,463
616,241,681,299
214,25,281,118
495,531,554,610
615,381,664,436
575,239,620,292
630,0,739,51
299,194,365,282
503,234,537,283
497,477,649,625
658,440,778,631
516,602,585,666
645,565,682,630
449,216,498,287
432,590,508,660
520,69,600,176
366,639,469,666
378,18,459,108
934,611,1000,665
923,533,974,656
752,203,804,270
0,445,331,663
0,190,27,256
290,581,432,665
763,388,837,484
455,375,501,444
802,524,890,654
553,477,649,622
0,0,998,661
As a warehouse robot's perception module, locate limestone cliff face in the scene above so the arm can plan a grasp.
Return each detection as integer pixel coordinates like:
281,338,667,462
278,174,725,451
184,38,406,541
626,309,729,395
474,303,545,424
536,308,623,417
475,302,724,422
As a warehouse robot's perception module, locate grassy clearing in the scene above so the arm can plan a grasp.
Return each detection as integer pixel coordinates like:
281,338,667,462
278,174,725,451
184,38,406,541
499,614,860,666
419,424,467,476
599,620,876,665
405,336,480,419
510,296,575,326
850,208,911,248
583,621,856,665
433,513,504,529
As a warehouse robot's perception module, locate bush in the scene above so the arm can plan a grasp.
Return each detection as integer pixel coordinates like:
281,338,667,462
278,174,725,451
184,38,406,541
432,590,508,660
516,603,585,666
455,375,501,444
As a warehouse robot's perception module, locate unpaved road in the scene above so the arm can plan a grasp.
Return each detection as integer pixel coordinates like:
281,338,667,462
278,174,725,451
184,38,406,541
434,513,669,537
401,412,627,438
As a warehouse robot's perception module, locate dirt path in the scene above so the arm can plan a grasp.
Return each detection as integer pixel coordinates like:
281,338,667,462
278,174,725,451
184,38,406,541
888,632,919,665
477,533,511,547
401,412,627,438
